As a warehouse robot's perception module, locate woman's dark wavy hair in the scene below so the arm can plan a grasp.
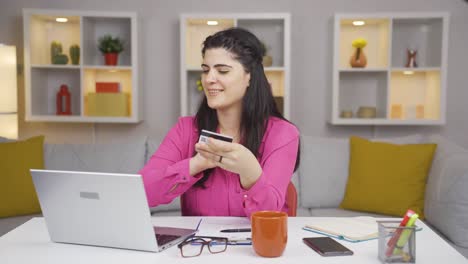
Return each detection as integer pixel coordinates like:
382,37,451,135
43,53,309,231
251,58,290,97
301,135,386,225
194,27,300,188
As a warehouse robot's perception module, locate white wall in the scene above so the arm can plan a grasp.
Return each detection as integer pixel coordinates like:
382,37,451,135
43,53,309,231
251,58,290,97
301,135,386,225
1,0,467,146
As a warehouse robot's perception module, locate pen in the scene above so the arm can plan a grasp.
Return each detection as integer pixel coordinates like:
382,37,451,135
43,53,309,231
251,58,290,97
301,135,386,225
195,218,203,231
220,228,251,233
228,238,252,245
209,238,252,246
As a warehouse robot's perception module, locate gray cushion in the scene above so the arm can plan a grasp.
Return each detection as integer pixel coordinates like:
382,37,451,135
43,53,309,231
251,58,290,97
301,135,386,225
146,138,163,163
150,196,181,213
150,210,182,217
0,214,41,237
299,136,349,208
146,138,181,213
0,137,13,143
297,207,312,217
309,208,393,218
452,244,468,259
299,134,424,208
44,139,146,174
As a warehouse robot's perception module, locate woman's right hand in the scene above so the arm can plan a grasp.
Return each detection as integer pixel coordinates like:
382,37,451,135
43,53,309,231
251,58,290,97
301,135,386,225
189,152,217,176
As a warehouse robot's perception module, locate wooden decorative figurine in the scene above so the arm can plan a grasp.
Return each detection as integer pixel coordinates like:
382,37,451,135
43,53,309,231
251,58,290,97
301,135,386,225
406,49,418,68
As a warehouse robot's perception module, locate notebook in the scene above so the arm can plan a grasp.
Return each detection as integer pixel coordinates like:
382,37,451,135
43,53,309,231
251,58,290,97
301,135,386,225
303,216,379,242
30,169,197,252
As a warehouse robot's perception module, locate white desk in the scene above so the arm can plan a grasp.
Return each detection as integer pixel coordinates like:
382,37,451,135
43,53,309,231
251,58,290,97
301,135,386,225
0,216,466,264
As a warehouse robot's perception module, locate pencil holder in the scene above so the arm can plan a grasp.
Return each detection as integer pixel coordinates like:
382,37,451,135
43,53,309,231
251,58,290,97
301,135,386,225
377,221,416,263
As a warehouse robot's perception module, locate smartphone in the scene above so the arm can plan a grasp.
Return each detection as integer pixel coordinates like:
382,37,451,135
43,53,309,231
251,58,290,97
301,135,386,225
303,237,354,257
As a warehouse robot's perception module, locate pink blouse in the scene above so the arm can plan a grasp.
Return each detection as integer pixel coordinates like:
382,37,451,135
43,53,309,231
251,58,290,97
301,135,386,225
139,116,299,217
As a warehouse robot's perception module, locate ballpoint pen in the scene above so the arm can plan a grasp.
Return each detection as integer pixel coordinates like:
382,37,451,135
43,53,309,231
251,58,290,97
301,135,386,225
220,228,251,233
208,238,252,246
195,218,203,231
227,238,252,245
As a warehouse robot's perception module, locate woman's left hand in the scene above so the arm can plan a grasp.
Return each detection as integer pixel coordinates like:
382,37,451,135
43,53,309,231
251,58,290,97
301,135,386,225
195,138,262,189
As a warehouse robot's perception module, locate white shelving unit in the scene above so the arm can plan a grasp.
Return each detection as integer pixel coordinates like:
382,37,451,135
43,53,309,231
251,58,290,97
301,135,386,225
23,9,141,123
331,13,449,125
180,13,291,118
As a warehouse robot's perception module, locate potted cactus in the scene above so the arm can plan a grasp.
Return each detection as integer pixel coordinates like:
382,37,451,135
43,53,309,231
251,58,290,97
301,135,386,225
69,44,80,65
50,41,69,64
98,35,124,66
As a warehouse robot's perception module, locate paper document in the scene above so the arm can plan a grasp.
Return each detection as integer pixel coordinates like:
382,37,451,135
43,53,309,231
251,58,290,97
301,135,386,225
303,216,378,242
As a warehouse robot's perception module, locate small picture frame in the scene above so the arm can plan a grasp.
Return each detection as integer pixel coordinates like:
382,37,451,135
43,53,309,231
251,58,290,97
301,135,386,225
390,104,403,119
416,105,425,119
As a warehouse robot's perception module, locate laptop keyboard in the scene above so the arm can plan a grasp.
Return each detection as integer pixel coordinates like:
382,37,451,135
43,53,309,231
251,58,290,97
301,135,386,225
156,233,181,246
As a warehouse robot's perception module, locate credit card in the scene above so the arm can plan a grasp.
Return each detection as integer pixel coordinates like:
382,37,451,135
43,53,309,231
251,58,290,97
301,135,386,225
199,129,233,143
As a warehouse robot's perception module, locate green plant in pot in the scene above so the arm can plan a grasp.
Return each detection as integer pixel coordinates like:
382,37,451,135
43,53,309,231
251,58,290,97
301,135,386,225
50,41,69,65
98,35,124,66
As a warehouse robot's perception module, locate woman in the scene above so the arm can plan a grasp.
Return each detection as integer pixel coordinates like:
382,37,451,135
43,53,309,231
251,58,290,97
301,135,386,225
140,28,300,217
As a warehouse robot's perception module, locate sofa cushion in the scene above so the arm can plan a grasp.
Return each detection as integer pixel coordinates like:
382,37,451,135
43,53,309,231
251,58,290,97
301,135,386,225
340,136,436,218
0,213,42,237
452,243,468,259
297,207,312,216
146,138,182,213
299,136,349,208
150,196,181,213
44,138,146,174
0,136,13,143
146,138,163,163
150,210,182,217
310,208,391,218
0,136,44,218
299,134,424,208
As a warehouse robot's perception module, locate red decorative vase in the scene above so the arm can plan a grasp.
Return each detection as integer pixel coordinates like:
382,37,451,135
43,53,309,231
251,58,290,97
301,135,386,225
56,85,72,115
104,53,118,66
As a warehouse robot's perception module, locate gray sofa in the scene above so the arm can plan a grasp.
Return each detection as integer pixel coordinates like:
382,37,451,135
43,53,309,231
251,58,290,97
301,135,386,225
1,134,467,258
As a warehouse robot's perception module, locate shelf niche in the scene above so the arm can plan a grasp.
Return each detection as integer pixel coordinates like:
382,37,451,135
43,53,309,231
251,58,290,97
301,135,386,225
339,18,390,69
237,19,285,67
30,68,81,116
389,70,440,120
29,14,80,65
184,19,235,68
339,71,388,119
82,17,132,66
391,18,443,68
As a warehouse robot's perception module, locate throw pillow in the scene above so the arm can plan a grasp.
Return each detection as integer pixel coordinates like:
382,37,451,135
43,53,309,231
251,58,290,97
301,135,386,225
0,136,45,218
340,136,437,219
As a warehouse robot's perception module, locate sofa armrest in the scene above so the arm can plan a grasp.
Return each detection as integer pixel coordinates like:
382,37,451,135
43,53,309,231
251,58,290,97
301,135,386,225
425,153,468,248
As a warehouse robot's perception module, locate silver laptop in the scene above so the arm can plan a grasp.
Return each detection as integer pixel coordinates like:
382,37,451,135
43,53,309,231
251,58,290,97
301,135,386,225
30,169,197,252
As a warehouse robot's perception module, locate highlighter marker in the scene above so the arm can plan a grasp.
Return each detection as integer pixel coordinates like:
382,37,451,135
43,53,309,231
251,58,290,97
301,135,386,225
392,213,419,255
385,209,415,257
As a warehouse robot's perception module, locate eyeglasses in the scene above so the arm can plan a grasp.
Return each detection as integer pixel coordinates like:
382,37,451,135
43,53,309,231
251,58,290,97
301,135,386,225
178,236,228,258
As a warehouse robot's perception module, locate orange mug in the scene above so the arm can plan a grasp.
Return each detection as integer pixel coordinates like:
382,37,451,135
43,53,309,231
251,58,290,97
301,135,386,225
251,211,288,257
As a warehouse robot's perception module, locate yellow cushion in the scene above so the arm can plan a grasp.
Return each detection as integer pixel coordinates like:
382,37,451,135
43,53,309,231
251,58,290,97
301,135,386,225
340,136,437,219
0,136,45,218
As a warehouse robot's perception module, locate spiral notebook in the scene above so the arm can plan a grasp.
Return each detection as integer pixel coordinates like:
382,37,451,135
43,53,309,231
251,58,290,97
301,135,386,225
303,216,379,243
